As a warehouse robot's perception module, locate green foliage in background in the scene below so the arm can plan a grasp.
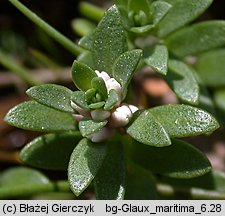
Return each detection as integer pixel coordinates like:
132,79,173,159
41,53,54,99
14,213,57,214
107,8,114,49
2,0,225,199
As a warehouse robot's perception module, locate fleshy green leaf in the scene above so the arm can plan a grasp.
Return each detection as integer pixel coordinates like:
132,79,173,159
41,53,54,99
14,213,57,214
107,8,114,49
159,170,225,193
150,104,219,137
130,139,211,178
94,141,125,200
0,167,50,187
93,5,127,74
166,59,199,105
91,77,108,99
77,51,95,69
79,119,107,137
19,132,82,170
166,21,225,58
145,44,168,75
26,84,73,113
112,49,142,93
85,88,96,103
68,138,107,196
196,49,225,87
125,164,158,200
157,0,213,37
72,60,97,91
126,110,171,147
71,91,89,110
88,101,105,109
130,25,154,34
150,0,172,26
78,31,95,50
104,89,119,110
128,0,152,15
4,101,77,132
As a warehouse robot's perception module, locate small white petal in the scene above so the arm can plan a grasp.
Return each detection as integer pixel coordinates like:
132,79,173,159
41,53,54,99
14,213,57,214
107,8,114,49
91,110,111,121
95,70,101,76
95,70,110,82
128,105,139,113
99,71,111,82
110,104,133,127
91,127,115,142
105,78,122,96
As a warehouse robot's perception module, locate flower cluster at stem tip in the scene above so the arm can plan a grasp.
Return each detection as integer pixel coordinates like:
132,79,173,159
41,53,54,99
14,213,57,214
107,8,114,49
71,70,138,143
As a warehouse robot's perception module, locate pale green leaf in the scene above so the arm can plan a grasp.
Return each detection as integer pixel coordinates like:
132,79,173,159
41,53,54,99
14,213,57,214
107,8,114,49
88,101,105,109
26,84,73,113
71,91,89,110
79,119,107,137
68,138,107,196
166,21,225,58
113,49,142,92
93,5,127,74
72,60,97,91
104,89,119,110
145,44,168,75
91,77,108,99
4,101,77,132
77,51,95,69
166,59,199,105
130,25,154,33
157,0,213,37
150,104,219,137
128,0,151,15
19,132,82,170
0,167,50,187
196,49,225,87
126,110,171,147
150,0,172,26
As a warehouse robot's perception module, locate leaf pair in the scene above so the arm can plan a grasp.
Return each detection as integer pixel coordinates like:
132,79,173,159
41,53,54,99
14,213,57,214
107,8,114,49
146,57,200,105
127,104,219,147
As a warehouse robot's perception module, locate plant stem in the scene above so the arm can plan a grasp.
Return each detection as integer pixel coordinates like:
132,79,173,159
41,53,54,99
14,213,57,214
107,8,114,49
157,183,225,200
79,2,105,22
8,0,84,56
0,49,40,86
0,181,70,199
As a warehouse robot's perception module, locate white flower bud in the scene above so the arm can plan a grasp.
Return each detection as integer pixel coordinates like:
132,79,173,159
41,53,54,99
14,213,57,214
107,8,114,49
95,70,110,82
91,110,111,121
128,104,139,114
105,78,121,93
110,104,133,127
90,127,114,142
